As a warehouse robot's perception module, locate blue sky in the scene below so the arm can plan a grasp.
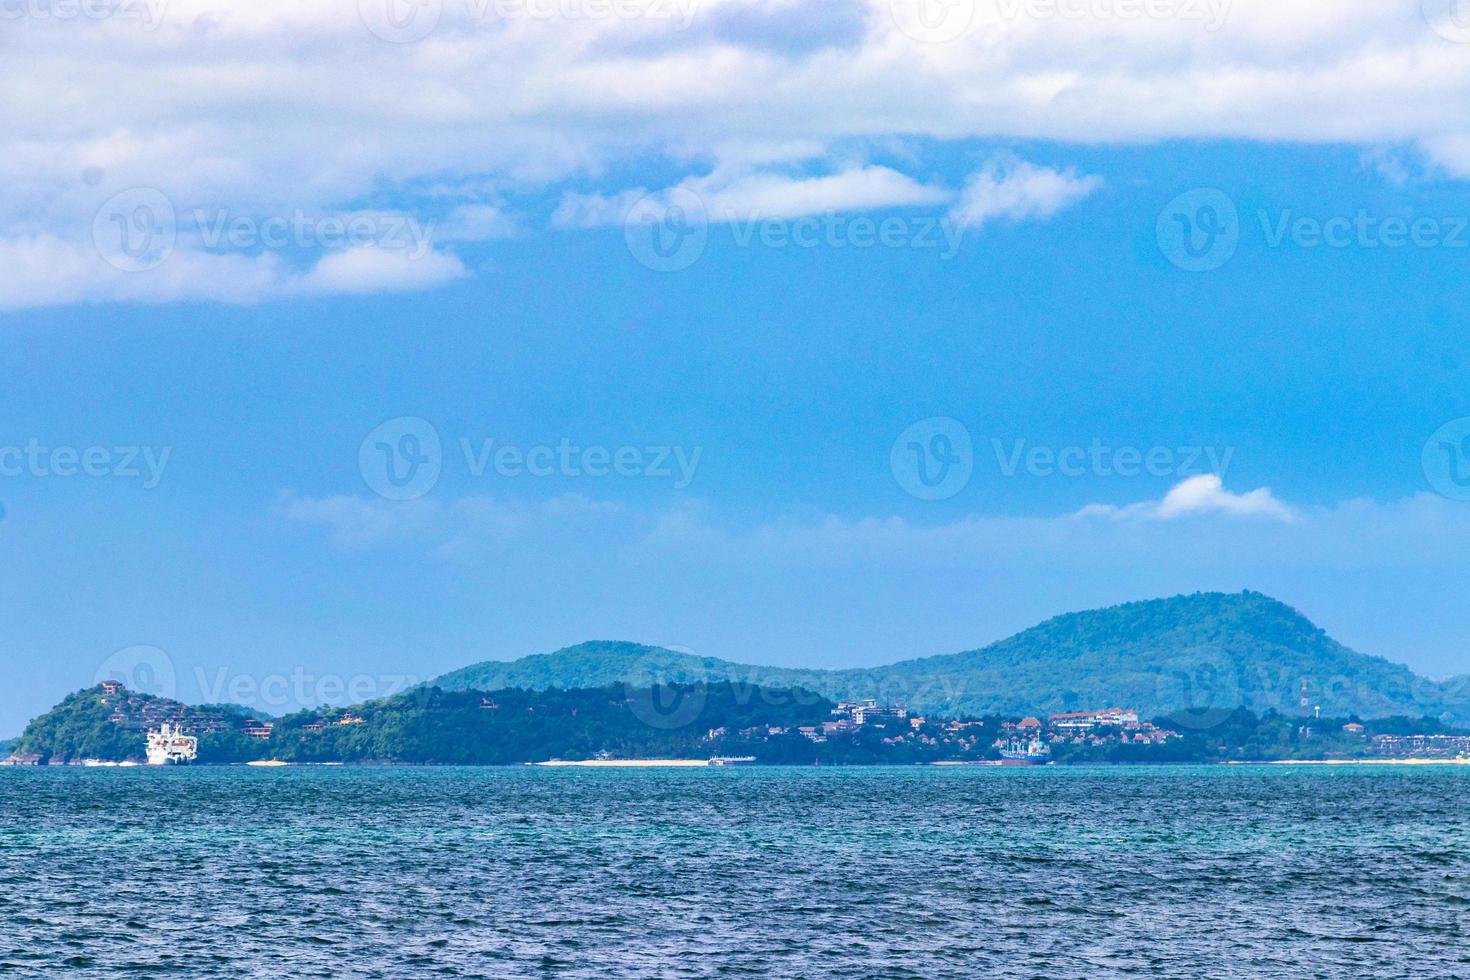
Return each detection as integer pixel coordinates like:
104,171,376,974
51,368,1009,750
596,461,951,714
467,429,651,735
3,2,1470,732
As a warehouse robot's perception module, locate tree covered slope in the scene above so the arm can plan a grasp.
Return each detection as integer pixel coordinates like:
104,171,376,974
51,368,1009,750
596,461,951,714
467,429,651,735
12,685,268,764
434,592,1469,722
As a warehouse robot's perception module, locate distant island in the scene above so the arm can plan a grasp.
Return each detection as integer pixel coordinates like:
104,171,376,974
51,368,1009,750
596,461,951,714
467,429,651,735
8,679,1470,768
8,590,1470,767
431,592,1470,722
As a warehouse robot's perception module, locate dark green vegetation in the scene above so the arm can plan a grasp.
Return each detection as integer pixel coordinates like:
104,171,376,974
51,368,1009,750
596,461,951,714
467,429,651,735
269,683,835,764
12,680,1470,767
434,592,1470,722
14,592,1470,765
12,686,267,765
12,680,889,765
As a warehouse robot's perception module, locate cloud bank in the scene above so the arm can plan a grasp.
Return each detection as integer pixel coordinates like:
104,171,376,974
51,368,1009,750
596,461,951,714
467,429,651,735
4,0,1469,306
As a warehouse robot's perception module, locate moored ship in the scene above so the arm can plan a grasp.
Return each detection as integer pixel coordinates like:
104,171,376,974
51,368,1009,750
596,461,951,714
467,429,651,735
145,723,198,766
998,737,1052,765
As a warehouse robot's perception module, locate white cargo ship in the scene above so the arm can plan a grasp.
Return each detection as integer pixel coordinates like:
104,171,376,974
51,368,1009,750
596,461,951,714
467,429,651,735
145,723,198,765
998,737,1052,765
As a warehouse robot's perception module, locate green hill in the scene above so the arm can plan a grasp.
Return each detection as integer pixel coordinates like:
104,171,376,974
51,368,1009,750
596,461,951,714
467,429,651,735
11,685,268,765
434,592,1469,723
432,640,836,698
267,682,841,765
16,592,1467,764
10,680,855,765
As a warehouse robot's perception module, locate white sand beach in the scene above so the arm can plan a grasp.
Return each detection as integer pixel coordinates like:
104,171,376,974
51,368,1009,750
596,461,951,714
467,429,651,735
530,759,713,768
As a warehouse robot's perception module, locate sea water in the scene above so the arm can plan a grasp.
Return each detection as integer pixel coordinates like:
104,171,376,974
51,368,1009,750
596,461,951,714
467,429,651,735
3,765,1469,978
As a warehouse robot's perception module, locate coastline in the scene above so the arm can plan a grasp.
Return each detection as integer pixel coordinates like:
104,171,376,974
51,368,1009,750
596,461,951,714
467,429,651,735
10,757,1470,769
529,759,713,768
1243,757,1470,766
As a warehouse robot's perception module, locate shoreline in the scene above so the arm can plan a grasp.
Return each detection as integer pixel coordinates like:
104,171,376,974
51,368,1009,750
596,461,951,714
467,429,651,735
13,756,1470,769
529,759,714,768
1239,757,1470,766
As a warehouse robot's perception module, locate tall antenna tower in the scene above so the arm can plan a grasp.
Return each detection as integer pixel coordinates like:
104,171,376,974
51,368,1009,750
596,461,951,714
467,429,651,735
1299,677,1310,719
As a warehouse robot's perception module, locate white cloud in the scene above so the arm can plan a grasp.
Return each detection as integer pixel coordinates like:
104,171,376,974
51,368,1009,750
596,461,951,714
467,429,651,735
948,159,1103,229
297,246,467,295
1076,475,1297,522
0,234,467,308
1155,474,1296,520
703,166,948,220
5,0,1470,307
1420,133,1470,180
553,163,948,228
551,156,1099,237
0,234,288,309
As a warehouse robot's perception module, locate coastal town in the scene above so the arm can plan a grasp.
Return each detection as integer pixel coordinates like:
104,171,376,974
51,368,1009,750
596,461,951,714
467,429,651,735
708,700,1182,763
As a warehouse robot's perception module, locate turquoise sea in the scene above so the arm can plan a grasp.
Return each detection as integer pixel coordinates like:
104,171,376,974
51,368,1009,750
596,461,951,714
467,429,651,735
3,765,1470,978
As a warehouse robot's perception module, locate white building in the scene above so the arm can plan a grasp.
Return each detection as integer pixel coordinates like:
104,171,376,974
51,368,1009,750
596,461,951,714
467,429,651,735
1048,708,1140,731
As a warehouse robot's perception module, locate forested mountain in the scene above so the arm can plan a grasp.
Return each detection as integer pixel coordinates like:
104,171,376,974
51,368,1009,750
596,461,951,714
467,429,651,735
16,592,1469,766
434,592,1470,722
